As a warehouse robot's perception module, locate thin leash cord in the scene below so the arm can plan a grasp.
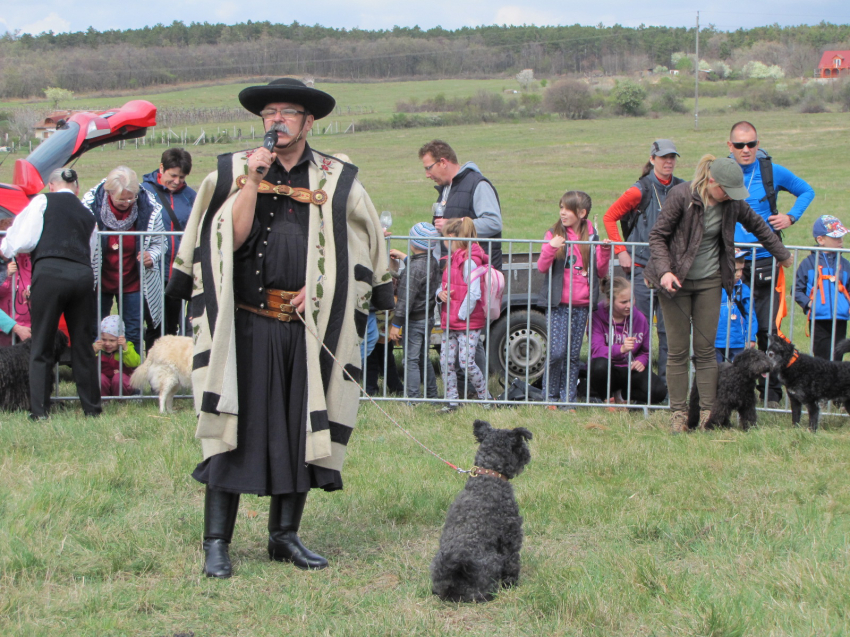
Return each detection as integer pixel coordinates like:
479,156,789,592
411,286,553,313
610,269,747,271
293,307,471,475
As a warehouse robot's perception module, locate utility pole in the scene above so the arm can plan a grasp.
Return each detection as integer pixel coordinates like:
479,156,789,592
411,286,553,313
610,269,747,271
694,11,700,130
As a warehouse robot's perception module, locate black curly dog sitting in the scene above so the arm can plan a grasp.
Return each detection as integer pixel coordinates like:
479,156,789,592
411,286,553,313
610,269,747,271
431,420,532,603
687,348,772,431
0,332,68,412
767,337,850,432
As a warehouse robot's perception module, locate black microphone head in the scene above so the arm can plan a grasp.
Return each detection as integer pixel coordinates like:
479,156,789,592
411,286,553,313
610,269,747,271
263,130,278,151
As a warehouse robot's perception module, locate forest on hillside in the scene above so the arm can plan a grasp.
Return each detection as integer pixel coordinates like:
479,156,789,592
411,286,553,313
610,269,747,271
1,21,849,98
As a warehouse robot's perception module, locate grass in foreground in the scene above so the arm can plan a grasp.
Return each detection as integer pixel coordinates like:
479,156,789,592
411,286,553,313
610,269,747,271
2,396,850,636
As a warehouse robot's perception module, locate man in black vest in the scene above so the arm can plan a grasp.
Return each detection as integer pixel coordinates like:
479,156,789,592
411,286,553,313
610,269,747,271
0,169,101,419
419,139,503,271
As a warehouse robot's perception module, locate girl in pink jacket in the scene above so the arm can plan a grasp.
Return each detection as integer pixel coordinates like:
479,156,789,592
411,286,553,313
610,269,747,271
437,217,493,412
537,191,611,406
0,254,32,347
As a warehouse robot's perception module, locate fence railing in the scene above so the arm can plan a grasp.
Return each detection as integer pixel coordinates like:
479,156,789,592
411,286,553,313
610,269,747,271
2,230,849,415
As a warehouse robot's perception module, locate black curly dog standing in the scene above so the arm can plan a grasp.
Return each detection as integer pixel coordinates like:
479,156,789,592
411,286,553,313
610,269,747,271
431,420,532,603
0,332,68,412
687,348,772,430
767,337,850,431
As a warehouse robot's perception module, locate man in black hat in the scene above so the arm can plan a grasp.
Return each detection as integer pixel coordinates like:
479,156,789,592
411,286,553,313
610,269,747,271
167,78,394,578
1,168,101,419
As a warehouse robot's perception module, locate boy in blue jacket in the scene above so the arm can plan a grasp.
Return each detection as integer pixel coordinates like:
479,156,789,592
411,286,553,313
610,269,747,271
795,215,850,361
716,250,758,362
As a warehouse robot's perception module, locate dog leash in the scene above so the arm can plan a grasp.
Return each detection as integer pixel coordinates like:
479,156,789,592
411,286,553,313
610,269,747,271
293,307,471,475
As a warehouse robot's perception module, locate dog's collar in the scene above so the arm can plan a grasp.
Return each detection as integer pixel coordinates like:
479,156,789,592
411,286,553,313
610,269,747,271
786,349,800,368
470,466,509,481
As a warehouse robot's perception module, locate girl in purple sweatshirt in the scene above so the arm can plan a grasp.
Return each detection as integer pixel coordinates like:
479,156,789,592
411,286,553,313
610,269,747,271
589,276,667,405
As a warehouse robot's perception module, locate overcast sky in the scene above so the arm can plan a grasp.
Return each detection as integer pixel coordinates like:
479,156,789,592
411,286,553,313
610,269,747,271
1,1,848,37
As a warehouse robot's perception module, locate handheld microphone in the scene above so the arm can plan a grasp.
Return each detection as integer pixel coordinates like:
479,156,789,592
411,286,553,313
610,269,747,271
257,130,278,174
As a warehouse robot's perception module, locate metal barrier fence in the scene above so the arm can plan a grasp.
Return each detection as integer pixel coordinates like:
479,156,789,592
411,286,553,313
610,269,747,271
1,230,849,414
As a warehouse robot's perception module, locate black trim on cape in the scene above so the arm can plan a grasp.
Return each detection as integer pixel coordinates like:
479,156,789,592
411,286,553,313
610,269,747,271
198,153,235,339
329,421,354,445
354,309,368,338
310,410,330,432
343,363,362,384
319,162,357,391
371,281,395,311
201,391,222,414
354,264,373,283
165,269,193,300
193,350,211,370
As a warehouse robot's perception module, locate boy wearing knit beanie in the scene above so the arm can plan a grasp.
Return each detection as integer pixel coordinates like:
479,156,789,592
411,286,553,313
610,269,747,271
388,223,441,400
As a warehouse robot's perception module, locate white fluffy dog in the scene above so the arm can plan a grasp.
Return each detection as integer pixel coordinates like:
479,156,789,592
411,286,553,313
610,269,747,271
130,335,193,413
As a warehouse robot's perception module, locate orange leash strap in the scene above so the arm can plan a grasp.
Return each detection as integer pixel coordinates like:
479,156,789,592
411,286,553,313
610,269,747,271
775,265,790,342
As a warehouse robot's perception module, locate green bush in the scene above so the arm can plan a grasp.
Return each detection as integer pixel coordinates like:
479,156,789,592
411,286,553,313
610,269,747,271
650,89,687,113
612,80,648,116
735,81,802,111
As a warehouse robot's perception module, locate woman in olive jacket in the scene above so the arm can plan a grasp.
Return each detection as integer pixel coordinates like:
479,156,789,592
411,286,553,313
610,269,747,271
643,155,793,433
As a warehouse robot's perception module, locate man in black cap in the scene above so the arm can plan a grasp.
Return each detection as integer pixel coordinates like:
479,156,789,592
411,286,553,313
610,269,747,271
1,168,101,419
167,78,394,578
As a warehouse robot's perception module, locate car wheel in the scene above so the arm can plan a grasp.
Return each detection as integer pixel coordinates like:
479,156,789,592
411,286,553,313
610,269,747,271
487,310,548,383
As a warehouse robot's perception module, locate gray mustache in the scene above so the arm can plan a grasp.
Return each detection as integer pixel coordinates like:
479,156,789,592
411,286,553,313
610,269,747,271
269,122,292,136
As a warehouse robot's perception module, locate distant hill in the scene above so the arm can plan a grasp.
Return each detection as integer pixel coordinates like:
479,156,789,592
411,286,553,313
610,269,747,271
1,20,849,99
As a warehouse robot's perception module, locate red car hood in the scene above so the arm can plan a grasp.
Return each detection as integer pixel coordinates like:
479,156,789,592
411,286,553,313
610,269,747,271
10,100,157,198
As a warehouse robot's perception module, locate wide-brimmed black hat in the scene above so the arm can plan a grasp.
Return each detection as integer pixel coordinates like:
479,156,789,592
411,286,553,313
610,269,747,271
238,78,336,119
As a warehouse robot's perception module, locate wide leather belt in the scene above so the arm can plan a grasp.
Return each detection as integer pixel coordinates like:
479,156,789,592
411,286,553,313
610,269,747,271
237,289,299,322
235,175,328,206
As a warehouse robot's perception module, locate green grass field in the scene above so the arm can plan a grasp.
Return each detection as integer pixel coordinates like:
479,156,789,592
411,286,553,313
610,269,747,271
2,398,850,636
2,80,850,635
3,97,848,246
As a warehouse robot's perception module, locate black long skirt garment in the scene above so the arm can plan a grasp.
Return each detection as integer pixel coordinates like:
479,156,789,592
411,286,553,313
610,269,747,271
192,197,343,495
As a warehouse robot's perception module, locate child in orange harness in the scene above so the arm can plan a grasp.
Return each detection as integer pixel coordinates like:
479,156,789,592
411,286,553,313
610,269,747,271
794,215,850,360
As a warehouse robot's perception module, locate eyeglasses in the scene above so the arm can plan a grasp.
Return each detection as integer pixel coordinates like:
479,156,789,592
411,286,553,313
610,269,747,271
731,140,758,150
112,195,137,205
259,108,307,120
424,160,440,172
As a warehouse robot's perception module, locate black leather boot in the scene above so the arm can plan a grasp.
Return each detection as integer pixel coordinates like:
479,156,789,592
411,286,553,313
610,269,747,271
268,492,328,570
202,486,240,578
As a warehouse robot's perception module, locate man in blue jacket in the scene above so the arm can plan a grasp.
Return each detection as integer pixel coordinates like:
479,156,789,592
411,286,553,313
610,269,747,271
140,148,197,347
728,120,815,405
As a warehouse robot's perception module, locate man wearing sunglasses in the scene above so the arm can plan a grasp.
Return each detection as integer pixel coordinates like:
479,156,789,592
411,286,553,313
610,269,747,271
728,120,815,406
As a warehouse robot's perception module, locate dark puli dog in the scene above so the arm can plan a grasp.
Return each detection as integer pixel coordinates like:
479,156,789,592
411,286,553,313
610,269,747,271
687,348,772,431
430,420,532,603
766,337,850,431
0,332,68,412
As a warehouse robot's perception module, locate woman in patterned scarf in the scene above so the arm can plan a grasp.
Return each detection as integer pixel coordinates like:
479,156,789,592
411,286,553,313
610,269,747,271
83,166,165,354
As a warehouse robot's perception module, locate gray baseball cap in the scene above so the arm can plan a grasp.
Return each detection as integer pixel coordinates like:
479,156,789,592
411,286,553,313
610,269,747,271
709,157,749,201
650,139,679,157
